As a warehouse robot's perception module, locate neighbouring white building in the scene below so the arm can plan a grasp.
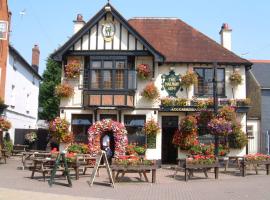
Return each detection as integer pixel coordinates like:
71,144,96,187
51,3,253,163
4,45,42,141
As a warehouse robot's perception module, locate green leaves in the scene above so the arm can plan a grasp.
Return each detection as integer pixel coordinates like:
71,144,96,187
38,58,61,121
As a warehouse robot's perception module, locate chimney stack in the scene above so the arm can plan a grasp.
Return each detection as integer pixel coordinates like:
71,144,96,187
219,23,232,51
32,44,40,72
73,14,85,34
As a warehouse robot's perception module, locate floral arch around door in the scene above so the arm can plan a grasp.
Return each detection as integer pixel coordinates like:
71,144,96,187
88,119,128,157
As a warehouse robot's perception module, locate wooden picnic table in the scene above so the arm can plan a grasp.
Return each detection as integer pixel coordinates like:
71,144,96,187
110,164,157,183
21,151,51,170
30,156,81,181
222,156,244,172
12,144,28,156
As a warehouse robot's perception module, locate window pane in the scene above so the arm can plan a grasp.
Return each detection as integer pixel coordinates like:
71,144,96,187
195,68,204,95
217,69,225,82
104,61,113,69
115,70,124,89
128,70,136,90
124,115,146,145
116,61,125,69
92,61,101,68
103,70,112,89
91,70,101,89
217,82,225,95
205,69,213,83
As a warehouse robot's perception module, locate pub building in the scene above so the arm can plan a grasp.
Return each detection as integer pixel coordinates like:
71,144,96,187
52,3,252,164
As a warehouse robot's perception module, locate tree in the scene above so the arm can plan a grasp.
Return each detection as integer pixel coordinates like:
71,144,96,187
38,58,62,121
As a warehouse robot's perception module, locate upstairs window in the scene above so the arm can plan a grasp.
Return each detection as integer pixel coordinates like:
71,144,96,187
194,68,225,97
86,56,136,91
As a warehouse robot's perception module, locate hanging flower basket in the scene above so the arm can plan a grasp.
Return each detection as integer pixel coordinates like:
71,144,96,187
0,117,11,131
49,117,70,143
88,119,128,157
208,118,233,136
181,71,198,88
55,83,74,98
229,71,242,86
141,82,159,100
24,132,37,143
65,63,81,79
136,64,151,80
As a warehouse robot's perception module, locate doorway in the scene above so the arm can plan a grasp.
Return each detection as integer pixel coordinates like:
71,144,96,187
162,116,179,164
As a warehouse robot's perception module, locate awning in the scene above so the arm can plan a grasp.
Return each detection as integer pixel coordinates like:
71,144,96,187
72,119,91,126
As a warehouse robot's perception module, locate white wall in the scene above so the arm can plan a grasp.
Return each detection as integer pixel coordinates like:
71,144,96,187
247,119,260,154
73,14,144,51
4,52,40,141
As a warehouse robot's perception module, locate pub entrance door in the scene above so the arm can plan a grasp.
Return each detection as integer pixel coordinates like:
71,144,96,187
161,116,179,164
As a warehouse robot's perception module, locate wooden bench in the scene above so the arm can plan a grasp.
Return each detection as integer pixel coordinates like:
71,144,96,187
76,154,97,178
12,144,28,156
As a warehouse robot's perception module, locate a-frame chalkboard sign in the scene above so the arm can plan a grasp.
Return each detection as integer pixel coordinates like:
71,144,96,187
88,151,114,188
48,152,72,187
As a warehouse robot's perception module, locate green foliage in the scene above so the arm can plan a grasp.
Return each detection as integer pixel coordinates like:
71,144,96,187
38,58,61,121
228,123,248,149
68,143,89,154
3,139,13,154
147,134,156,149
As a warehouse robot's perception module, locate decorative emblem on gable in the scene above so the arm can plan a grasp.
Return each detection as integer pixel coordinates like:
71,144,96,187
102,21,115,42
161,70,181,97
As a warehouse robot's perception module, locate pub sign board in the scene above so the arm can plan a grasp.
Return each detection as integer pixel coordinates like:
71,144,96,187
161,70,181,97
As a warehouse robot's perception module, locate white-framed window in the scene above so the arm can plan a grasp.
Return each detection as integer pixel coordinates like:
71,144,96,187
247,125,254,138
0,20,8,40
26,93,30,114
10,84,15,108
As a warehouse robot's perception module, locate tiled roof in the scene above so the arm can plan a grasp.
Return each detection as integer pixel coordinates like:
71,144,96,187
128,18,251,65
250,61,270,88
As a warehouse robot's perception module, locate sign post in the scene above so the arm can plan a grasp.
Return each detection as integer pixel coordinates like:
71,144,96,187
48,152,72,187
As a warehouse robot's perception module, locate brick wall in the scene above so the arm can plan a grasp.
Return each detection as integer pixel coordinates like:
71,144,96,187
0,0,10,100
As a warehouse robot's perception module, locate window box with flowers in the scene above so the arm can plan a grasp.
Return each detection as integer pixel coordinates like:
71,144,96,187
136,64,151,80
55,83,74,98
143,119,160,149
141,82,159,101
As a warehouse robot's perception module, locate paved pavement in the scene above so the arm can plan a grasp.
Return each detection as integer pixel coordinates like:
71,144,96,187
0,157,270,200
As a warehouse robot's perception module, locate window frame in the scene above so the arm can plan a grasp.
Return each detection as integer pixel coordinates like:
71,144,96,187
194,67,226,97
88,56,134,91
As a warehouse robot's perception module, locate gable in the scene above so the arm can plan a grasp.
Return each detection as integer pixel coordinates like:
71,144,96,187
51,4,164,62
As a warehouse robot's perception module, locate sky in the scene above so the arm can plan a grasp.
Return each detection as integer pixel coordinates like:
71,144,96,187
8,0,270,75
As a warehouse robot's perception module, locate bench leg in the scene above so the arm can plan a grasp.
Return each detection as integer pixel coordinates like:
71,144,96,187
142,172,149,182
215,167,219,179
152,169,156,183
266,164,270,175
203,170,208,178
185,168,188,182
